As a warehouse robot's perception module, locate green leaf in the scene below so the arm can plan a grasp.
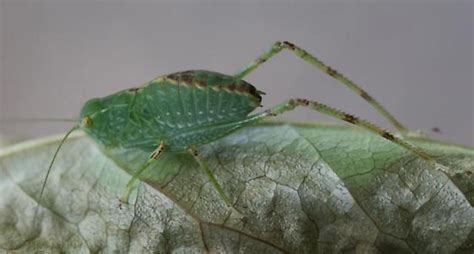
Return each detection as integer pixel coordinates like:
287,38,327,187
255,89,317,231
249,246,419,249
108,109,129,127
0,122,473,253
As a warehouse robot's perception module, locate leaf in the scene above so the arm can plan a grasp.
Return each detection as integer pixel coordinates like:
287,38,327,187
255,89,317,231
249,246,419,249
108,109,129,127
0,122,473,253
0,136,14,149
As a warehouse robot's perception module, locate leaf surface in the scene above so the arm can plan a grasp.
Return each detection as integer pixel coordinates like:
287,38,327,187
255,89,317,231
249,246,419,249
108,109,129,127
0,122,473,253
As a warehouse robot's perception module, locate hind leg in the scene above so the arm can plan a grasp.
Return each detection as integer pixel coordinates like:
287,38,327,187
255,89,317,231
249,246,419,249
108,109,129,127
246,98,433,163
235,41,408,133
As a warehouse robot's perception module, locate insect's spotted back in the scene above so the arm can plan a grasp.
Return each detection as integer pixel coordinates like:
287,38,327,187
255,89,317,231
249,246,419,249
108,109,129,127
79,70,264,152
163,70,263,104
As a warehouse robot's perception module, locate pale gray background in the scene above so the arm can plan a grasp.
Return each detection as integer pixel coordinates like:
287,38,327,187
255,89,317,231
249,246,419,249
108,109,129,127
0,0,472,146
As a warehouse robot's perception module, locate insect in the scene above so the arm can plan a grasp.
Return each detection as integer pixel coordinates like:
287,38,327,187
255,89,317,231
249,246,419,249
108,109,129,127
35,41,436,220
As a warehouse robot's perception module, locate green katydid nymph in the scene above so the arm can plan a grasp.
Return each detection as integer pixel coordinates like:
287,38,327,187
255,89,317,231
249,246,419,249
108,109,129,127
35,41,438,221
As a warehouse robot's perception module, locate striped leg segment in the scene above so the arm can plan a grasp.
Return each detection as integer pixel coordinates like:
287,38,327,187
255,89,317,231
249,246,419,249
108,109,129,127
248,98,433,163
234,41,408,134
120,141,165,203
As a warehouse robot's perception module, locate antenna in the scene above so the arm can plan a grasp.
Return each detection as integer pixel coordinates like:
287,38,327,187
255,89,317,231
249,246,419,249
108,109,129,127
33,125,79,226
0,117,77,123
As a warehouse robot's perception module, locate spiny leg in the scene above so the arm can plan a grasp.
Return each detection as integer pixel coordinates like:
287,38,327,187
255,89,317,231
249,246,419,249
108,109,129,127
187,147,234,208
234,41,408,134
120,141,165,204
249,99,434,163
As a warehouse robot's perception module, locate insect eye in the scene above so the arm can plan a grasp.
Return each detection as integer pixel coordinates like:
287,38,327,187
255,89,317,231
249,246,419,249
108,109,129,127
81,117,93,127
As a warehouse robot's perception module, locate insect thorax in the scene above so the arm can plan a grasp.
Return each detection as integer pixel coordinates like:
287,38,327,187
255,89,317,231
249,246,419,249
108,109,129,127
79,70,264,152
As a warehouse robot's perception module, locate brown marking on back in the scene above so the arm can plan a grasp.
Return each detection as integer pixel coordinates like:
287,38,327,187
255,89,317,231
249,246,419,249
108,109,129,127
180,70,195,76
128,87,139,92
180,73,194,84
166,73,179,81
165,70,262,104
227,83,237,92
237,83,249,94
194,79,208,88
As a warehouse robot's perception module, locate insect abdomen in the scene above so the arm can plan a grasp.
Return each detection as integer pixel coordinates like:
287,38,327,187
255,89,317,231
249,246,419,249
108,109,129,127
139,70,263,150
